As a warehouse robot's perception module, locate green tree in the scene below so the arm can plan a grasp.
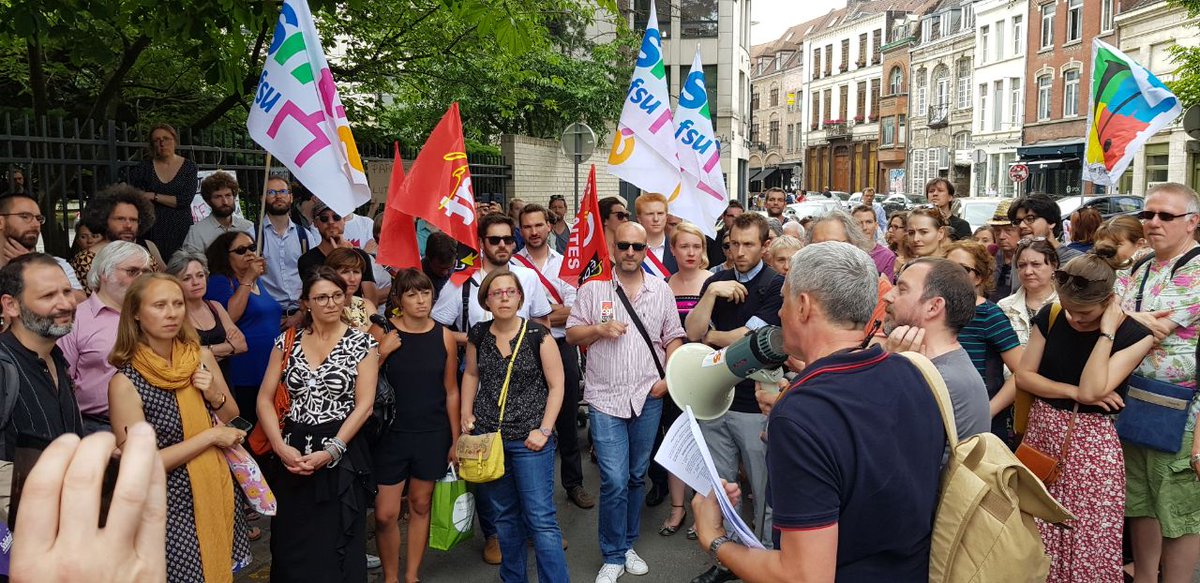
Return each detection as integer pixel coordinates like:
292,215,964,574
1169,0,1200,106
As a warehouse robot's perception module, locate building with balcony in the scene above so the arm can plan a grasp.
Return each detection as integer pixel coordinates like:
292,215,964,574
906,0,977,197
592,0,753,202
1019,0,1114,195
804,0,932,194
747,19,820,193
1115,0,1200,193
876,15,921,194
970,0,1029,196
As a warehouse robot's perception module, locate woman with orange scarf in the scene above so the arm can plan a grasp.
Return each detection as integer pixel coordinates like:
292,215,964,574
108,273,250,582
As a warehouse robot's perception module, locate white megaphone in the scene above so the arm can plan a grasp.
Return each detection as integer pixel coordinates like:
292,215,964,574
666,326,789,420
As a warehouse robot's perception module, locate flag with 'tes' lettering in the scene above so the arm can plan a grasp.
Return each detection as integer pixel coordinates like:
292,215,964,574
558,165,612,287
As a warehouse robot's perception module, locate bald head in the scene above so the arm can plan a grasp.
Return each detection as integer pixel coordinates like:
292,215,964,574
616,221,647,243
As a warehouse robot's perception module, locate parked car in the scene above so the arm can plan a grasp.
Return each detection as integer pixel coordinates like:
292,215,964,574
785,199,843,222
1057,195,1144,221
881,194,929,215
955,197,1008,232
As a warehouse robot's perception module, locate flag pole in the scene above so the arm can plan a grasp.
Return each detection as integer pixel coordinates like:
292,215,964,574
256,152,273,255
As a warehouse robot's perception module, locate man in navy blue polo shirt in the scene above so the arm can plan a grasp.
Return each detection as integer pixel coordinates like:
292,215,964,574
691,242,945,582
684,212,783,583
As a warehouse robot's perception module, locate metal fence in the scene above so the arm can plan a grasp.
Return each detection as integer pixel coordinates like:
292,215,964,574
0,113,511,256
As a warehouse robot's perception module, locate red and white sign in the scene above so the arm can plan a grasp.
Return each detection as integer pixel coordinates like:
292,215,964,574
1009,164,1030,183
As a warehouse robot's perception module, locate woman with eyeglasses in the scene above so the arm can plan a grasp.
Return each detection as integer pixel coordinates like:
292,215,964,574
462,269,568,582
1014,248,1154,583
906,207,949,259
205,231,281,425
258,267,378,583
324,248,378,333
126,124,198,261
944,240,1025,448
106,273,251,582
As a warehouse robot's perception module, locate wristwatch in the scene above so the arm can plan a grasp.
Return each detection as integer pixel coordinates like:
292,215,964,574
538,428,553,437
709,535,734,566
1100,332,1116,342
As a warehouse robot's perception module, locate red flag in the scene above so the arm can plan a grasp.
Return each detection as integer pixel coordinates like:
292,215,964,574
391,103,478,284
376,143,421,270
559,165,611,287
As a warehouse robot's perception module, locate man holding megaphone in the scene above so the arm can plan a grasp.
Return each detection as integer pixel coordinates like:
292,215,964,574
566,221,686,583
683,212,784,583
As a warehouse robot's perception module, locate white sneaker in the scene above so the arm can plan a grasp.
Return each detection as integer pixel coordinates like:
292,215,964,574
366,554,381,569
595,563,625,583
624,549,649,575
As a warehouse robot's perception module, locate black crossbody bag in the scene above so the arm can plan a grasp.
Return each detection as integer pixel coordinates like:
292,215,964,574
614,286,666,379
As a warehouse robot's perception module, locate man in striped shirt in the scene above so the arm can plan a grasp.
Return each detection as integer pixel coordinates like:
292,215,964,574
567,221,686,583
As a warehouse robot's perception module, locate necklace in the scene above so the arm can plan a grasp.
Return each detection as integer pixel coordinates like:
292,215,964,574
1025,291,1051,320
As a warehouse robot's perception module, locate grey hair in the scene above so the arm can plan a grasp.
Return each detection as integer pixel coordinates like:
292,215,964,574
786,242,879,329
807,210,874,253
88,241,151,290
766,218,785,238
782,221,806,240
165,249,209,277
1147,182,1200,214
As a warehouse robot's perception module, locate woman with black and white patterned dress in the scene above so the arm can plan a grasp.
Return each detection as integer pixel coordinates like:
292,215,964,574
257,267,379,583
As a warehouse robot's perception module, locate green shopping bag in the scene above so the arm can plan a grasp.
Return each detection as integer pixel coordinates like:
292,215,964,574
429,464,475,551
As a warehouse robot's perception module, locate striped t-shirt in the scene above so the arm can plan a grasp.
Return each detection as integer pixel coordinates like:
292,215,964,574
957,301,1021,398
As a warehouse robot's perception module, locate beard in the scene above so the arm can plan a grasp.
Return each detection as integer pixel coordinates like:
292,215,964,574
19,303,73,339
266,201,292,216
211,205,234,219
8,230,37,250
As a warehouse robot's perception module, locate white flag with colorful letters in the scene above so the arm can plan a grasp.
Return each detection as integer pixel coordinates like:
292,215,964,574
672,48,727,237
607,0,681,198
247,0,370,216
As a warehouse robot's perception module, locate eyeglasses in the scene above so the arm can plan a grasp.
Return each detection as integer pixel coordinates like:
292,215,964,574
1137,210,1196,222
487,288,520,299
616,241,647,251
613,211,630,221
1015,214,1042,226
959,264,980,277
316,212,343,223
229,245,255,255
548,195,565,202
0,212,45,224
308,292,346,306
1053,270,1103,289
484,235,516,246
265,188,291,197
119,266,152,278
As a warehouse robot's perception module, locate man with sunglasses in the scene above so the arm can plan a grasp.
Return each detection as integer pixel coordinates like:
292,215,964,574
685,212,784,581
0,194,84,300
296,199,381,303
429,212,552,565
1007,194,1082,266
1112,183,1200,579
566,221,686,583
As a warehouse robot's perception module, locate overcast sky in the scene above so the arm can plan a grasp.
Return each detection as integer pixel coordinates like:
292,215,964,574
751,0,847,45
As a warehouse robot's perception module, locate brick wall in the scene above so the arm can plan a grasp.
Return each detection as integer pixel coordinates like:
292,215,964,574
503,134,625,211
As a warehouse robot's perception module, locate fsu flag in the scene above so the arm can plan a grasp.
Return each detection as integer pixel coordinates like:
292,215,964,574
559,166,612,287
390,103,479,283
1083,39,1182,186
376,143,421,270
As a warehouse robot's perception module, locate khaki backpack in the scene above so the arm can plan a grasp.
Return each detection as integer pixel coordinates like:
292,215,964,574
896,352,1074,583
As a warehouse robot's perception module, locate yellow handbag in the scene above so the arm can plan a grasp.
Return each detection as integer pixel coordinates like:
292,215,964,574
457,320,528,484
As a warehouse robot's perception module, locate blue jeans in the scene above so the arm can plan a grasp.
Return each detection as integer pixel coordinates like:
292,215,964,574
484,437,568,583
590,396,663,565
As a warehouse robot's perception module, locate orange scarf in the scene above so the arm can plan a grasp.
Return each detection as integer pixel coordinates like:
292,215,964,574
132,341,235,583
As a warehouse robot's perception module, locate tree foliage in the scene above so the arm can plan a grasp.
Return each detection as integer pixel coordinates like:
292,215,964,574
0,0,631,143
1169,0,1200,107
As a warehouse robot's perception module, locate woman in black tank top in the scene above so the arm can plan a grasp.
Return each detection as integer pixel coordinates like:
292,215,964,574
368,268,460,583
168,252,248,389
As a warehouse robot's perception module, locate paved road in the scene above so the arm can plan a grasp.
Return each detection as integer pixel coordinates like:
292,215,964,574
235,426,716,582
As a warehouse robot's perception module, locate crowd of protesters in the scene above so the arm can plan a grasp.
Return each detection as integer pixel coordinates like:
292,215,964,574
1,129,1199,583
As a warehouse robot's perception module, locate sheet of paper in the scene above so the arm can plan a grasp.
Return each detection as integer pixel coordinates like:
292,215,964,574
653,407,766,549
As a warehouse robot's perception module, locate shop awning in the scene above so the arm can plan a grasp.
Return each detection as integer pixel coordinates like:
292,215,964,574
1026,157,1079,167
750,168,778,182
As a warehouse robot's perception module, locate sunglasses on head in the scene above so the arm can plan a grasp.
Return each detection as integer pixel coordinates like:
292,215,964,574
1137,210,1196,222
1018,236,1048,246
316,212,343,223
485,235,516,246
230,244,254,255
616,241,647,251
1052,269,1102,289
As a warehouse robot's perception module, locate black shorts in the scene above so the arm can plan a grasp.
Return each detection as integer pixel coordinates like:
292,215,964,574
373,428,452,485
